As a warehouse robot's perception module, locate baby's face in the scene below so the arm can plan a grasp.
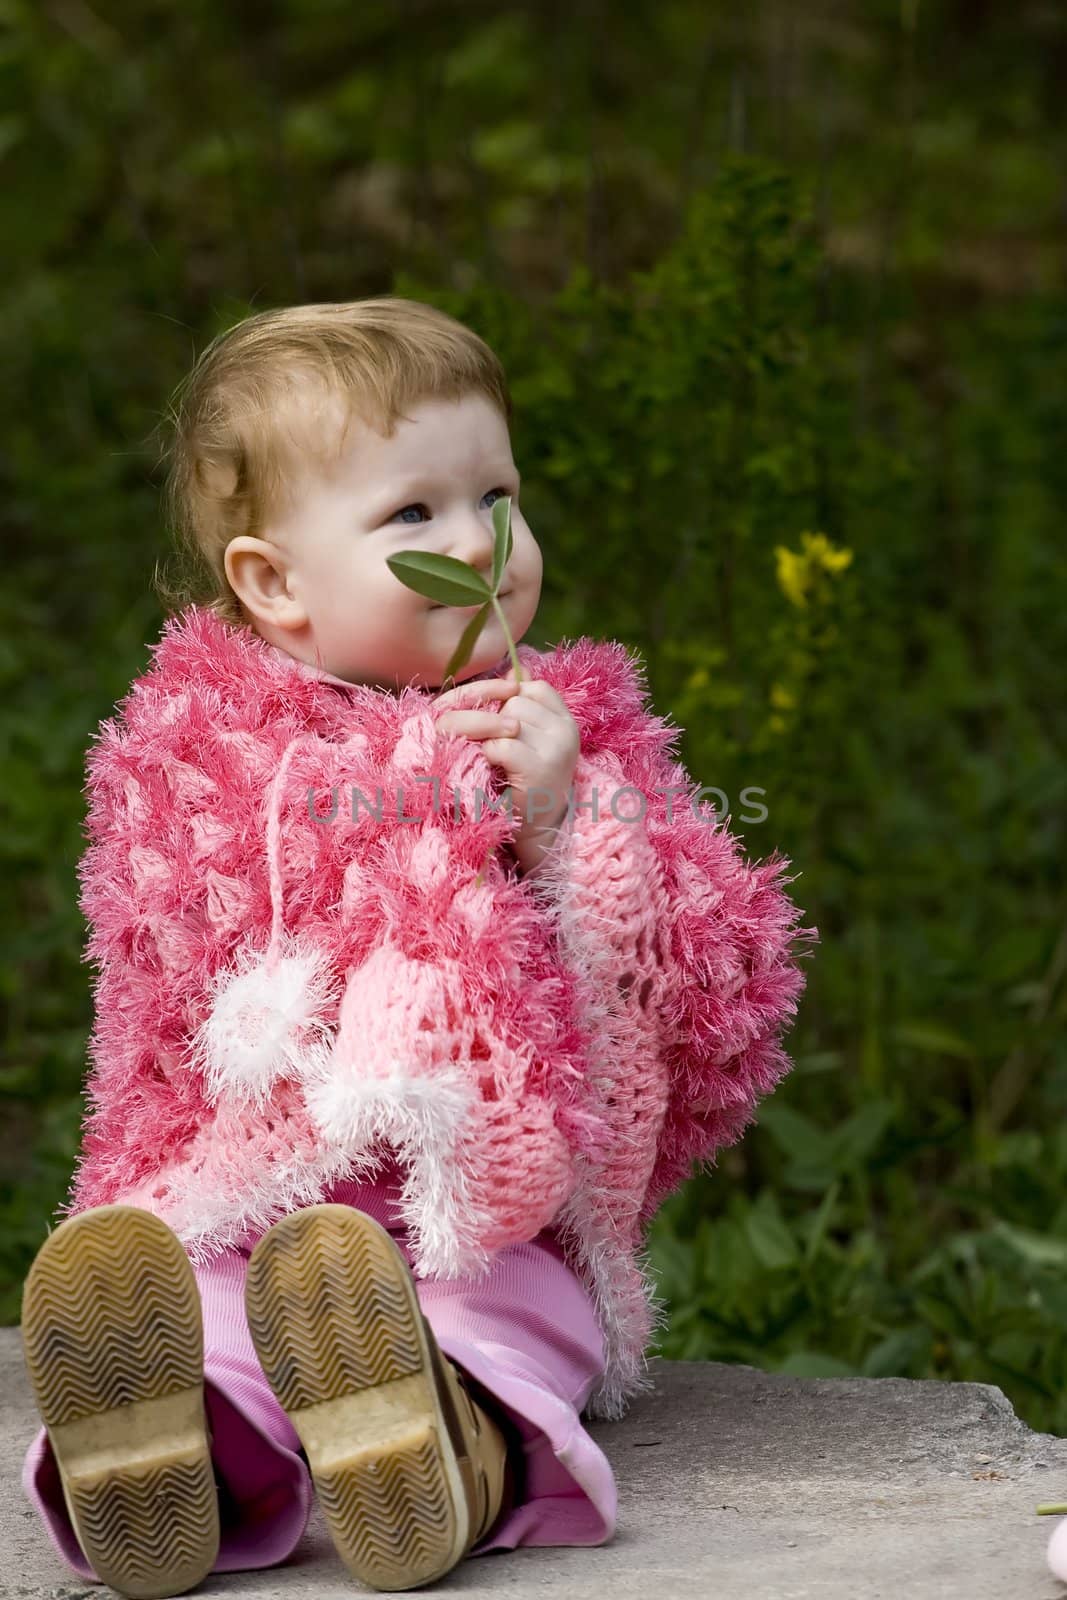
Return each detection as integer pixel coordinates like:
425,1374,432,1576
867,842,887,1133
226,391,542,692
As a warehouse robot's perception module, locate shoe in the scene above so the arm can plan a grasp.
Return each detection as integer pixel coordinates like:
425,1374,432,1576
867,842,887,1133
243,1203,511,1592
21,1205,220,1599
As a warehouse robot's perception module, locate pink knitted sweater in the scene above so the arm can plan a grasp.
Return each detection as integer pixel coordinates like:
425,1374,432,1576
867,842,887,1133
62,604,817,1418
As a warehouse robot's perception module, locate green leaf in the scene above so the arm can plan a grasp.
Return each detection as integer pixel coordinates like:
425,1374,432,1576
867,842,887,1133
794,1050,844,1075
827,1098,895,1170
802,1180,840,1265
443,600,494,680
989,1131,1043,1169
1035,1277,1067,1323
773,1350,856,1378
647,1226,697,1302
893,1021,975,1059
385,551,495,606
780,1163,838,1194
861,1326,931,1378
991,1220,1067,1269
490,495,514,593
913,1293,965,1337
744,1192,799,1269
756,1103,834,1167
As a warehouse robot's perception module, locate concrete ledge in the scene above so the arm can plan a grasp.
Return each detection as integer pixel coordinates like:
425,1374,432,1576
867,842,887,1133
4,1327,1065,1596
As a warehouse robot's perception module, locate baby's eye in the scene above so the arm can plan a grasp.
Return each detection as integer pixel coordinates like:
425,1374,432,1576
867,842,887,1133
389,487,510,526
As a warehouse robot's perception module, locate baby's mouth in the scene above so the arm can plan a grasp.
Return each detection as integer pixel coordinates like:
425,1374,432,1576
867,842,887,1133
431,591,512,612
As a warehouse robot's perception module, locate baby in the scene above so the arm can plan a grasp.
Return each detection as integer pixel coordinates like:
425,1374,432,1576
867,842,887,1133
20,297,815,1597
217,311,575,880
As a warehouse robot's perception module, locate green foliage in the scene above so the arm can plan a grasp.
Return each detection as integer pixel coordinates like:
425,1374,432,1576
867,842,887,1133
647,1113,1067,1435
387,493,521,682
2,5,1064,1439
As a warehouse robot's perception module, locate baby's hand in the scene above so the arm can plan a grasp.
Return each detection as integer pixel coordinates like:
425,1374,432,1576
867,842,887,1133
432,675,579,840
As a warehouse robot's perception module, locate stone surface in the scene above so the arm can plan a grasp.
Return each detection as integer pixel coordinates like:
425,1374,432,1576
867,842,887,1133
4,1327,1066,1597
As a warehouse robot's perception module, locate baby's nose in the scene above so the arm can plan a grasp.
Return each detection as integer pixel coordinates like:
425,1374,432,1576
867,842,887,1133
447,522,496,566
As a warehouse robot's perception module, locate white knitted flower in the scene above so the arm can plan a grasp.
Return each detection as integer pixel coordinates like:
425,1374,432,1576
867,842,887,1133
187,932,342,1111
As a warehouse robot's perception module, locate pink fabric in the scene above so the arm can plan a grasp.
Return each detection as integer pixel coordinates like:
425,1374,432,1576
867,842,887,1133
60,604,816,1420
21,1169,617,1581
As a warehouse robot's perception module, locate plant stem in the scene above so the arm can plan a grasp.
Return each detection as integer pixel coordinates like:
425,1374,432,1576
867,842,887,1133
493,593,526,681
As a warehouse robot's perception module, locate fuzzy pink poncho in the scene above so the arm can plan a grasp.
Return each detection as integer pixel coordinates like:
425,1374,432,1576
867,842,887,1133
62,604,817,1419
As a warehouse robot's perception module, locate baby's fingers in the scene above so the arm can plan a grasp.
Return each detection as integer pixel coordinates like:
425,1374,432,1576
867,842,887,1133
436,709,520,737
433,678,520,709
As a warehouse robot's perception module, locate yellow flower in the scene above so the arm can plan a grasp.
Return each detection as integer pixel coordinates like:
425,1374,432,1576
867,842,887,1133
775,531,853,608
775,544,809,608
802,531,853,574
770,682,796,710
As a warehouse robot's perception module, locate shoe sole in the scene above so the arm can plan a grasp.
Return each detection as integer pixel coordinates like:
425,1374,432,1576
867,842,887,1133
243,1204,472,1592
21,1204,219,1599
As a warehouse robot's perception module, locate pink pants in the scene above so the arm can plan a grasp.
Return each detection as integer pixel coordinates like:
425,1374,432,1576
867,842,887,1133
21,1168,617,1580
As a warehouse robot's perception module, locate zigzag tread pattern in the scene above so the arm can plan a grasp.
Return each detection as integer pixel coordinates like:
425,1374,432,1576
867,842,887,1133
244,1205,422,1412
68,1454,219,1600
22,1205,202,1427
317,1433,459,1590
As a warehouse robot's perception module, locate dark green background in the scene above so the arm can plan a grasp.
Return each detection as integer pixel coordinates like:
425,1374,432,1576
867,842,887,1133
3,1,1065,1434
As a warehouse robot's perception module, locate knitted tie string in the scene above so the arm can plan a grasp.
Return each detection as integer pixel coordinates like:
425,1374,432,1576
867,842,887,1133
263,733,316,977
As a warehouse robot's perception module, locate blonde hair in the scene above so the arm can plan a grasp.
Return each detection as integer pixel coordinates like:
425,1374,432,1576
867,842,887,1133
152,296,513,626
